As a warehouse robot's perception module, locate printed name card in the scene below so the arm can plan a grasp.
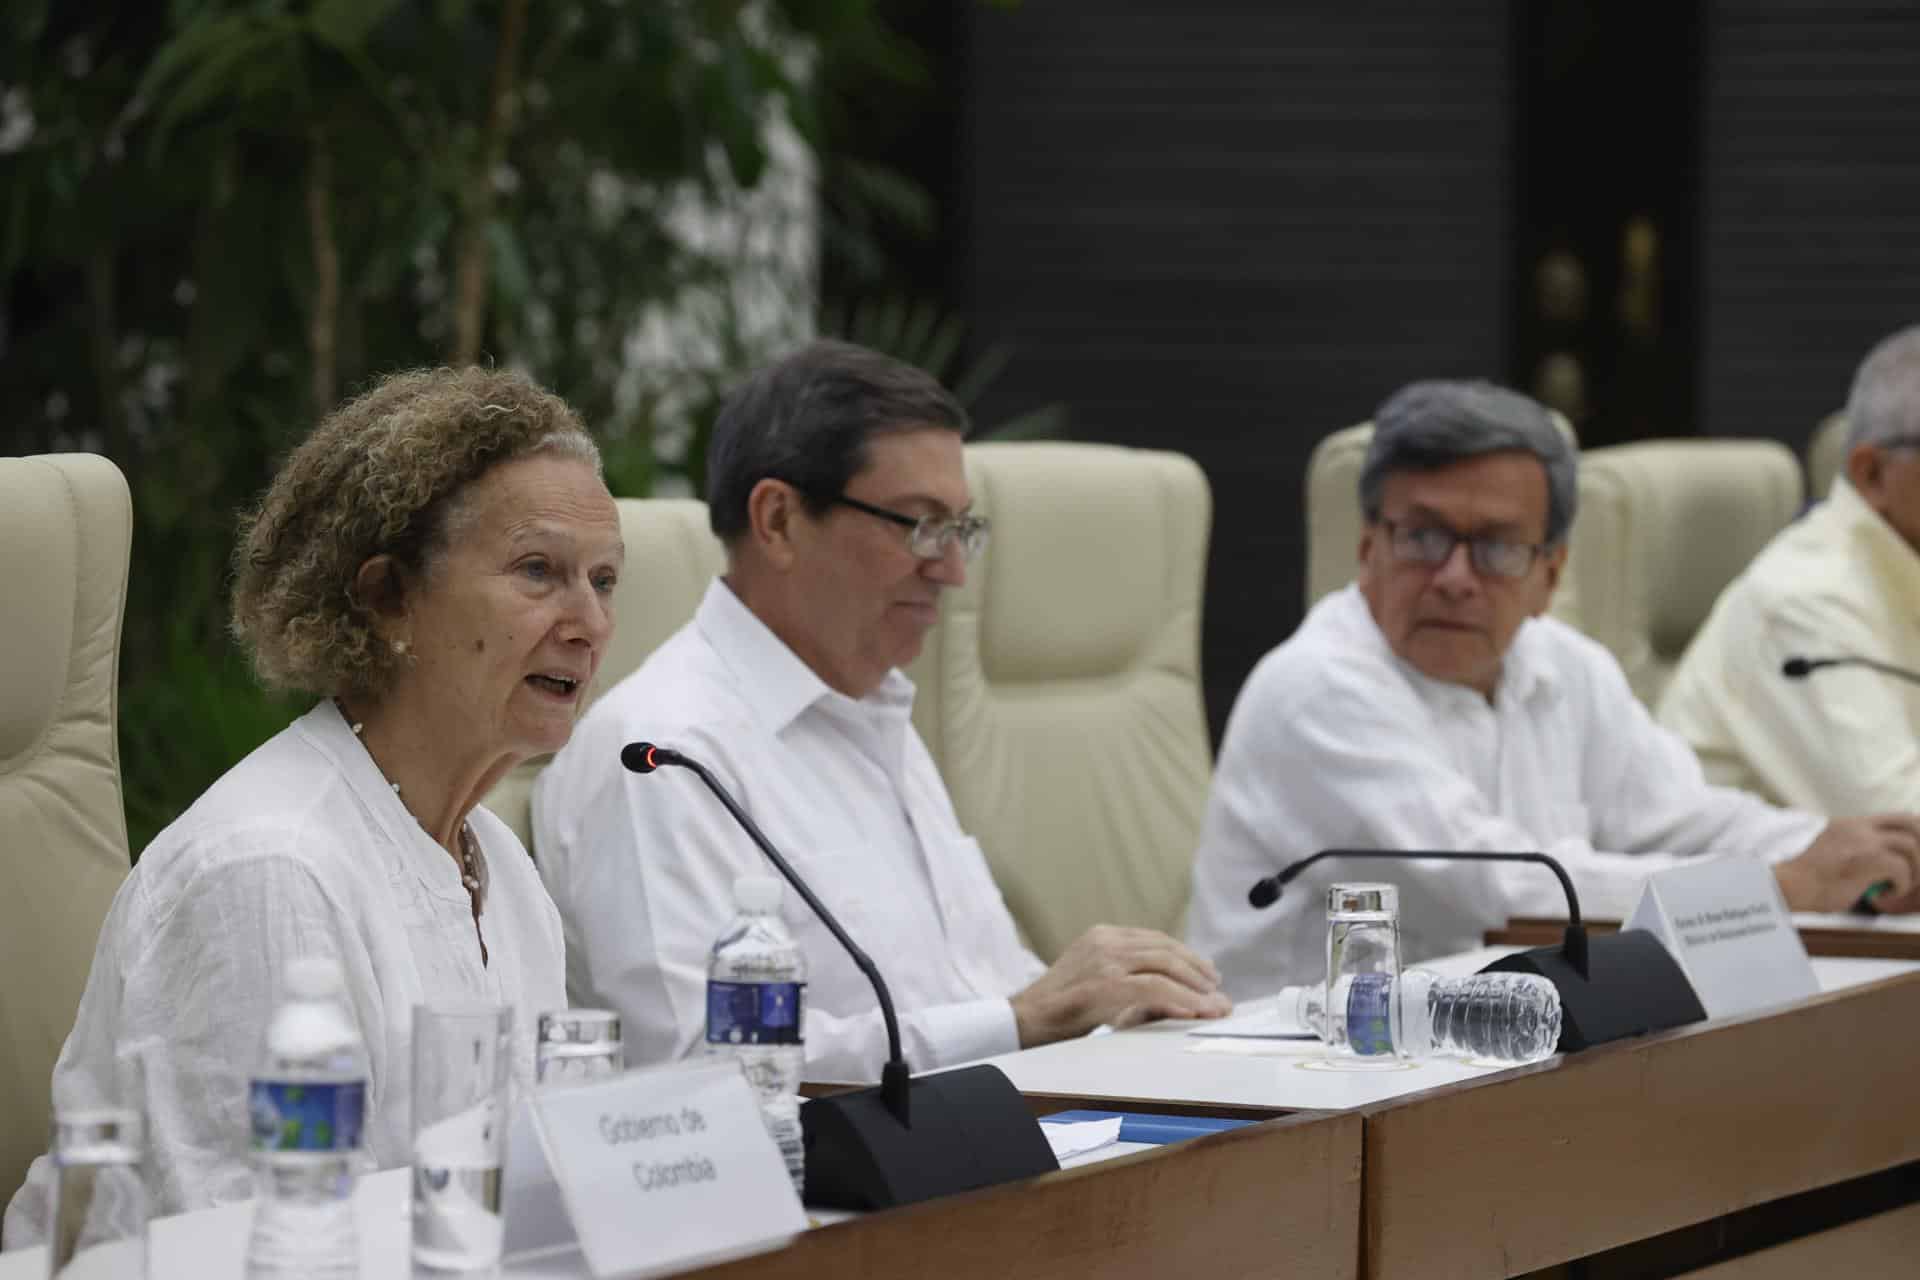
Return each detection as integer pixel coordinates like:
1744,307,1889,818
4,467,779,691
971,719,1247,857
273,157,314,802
522,1059,806,1278
1624,855,1818,1018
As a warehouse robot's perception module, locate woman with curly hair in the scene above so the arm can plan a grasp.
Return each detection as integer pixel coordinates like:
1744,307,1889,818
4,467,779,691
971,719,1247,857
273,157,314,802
5,366,625,1236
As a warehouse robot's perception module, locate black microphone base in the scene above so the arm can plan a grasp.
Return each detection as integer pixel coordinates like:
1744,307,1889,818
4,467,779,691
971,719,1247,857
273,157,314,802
1481,930,1707,1051
800,1064,1059,1210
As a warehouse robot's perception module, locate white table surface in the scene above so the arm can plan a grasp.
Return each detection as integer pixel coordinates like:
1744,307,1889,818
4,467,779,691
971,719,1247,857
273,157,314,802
971,945,1920,1113
6,948,1911,1278
0,1166,595,1280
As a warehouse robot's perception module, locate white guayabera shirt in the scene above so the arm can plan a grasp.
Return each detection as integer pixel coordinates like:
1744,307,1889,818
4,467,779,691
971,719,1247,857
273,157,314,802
1660,477,1920,816
534,579,1045,1084
3,701,566,1244
1185,585,1825,1002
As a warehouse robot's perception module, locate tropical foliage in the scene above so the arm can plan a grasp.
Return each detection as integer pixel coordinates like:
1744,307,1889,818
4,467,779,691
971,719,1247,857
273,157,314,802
1,0,981,850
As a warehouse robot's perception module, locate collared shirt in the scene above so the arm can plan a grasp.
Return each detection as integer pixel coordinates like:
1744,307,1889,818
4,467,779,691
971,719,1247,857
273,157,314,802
1659,477,1920,815
1185,585,1824,999
533,579,1043,1084
2,701,565,1242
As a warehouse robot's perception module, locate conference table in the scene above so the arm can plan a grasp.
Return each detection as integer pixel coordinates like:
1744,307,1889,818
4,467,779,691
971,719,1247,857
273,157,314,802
979,946,1920,1278
0,1109,1355,1279
5,945,1917,1279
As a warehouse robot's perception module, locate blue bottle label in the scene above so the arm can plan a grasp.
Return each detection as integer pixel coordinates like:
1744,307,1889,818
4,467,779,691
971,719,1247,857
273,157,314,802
1345,973,1396,1056
706,980,805,1045
248,1080,366,1152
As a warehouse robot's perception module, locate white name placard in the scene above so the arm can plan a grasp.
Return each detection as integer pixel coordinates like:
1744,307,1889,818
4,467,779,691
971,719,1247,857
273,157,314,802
522,1059,806,1278
1624,855,1818,1018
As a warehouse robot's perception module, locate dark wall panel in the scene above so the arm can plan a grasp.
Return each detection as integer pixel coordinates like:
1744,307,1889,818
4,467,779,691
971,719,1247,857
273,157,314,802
957,3,1515,736
1701,2,1920,446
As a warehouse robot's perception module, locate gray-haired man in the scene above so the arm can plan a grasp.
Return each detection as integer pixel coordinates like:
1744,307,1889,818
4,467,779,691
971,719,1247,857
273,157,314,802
1662,326,1920,836
1186,379,1920,999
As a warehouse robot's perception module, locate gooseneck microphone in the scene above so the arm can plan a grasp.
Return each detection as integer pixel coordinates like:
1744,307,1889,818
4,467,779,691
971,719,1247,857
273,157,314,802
1248,847,1588,976
622,741,910,1120
1247,847,1706,1051
621,740,1057,1209
1783,654,1920,686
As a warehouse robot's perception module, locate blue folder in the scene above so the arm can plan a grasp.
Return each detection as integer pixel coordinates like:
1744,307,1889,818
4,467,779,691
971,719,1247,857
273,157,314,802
1040,1108,1255,1146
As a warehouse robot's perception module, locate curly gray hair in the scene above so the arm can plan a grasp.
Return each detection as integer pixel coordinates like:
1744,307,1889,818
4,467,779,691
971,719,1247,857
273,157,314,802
232,366,600,700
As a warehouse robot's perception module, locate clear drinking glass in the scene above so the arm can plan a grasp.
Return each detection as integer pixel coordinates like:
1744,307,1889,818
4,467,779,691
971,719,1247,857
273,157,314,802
46,1109,146,1280
412,1004,513,1273
1324,882,1402,1055
535,1009,623,1086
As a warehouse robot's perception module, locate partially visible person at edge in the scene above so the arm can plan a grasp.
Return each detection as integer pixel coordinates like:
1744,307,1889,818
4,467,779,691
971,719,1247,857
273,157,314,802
5,366,625,1240
1662,325,1920,819
1187,379,1920,999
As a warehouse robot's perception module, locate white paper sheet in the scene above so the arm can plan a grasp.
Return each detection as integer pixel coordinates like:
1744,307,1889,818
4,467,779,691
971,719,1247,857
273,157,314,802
1184,994,1316,1039
1037,1116,1123,1161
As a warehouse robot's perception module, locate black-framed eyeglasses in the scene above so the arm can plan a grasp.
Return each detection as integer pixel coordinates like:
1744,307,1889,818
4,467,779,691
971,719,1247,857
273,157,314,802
832,494,991,562
1379,519,1552,580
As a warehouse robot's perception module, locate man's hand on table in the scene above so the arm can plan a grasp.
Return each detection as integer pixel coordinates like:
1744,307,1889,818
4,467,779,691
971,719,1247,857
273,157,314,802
1775,814,1920,912
1010,924,1232,1047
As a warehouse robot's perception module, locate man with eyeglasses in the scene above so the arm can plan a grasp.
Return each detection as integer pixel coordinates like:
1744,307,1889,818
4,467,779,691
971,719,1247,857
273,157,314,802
1662,326,1920,850
1186,379,1920,997
535,340,1229,1080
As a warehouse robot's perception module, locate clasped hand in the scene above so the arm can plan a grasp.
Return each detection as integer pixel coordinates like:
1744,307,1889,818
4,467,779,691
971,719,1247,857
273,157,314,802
1777,815,1920,913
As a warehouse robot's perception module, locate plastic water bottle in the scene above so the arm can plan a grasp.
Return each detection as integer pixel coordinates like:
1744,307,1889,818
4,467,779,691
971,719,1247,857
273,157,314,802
707,875,806,1196
1282,969,1563,1064
246,955,366,1278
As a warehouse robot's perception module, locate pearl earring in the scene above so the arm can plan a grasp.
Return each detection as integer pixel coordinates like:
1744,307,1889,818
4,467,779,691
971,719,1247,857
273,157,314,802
393,638,411,656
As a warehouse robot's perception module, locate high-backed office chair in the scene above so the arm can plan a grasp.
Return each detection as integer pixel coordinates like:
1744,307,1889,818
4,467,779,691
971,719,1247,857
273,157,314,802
482,498,723,849
0,455,136,1213
1573,439,1804,705
1304,414,1579,611
1806,410,1849,501
1302,423,1376,611
905,443,1214,961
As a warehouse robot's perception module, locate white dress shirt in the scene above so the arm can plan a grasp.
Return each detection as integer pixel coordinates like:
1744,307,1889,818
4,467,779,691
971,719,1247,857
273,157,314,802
1659,478,1920,815
1186,585,1825,1000
3,701,565,1244
533,579,1044,1084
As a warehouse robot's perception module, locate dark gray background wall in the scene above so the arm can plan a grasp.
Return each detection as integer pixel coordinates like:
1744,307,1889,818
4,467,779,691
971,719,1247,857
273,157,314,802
918,0,1920,738
955,2,1514,737
1700,0,1920,444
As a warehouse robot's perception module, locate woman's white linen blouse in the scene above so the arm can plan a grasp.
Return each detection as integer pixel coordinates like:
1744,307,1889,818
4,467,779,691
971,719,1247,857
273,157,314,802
3,700,565,1244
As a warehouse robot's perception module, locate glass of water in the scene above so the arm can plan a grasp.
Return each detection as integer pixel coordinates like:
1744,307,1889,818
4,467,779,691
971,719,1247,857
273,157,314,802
1325,882,1402,1055
412,1003,512,1273
535,1009,623,1086
46,1108,146,1280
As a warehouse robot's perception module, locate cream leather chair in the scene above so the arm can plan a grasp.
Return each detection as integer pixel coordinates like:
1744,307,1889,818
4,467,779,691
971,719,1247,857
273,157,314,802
1302,423,1376,610
483,498,723,849
1304,415,1578,610
1573,439,1803,705
1806,410,1849,500
0,455,136,1212
905,443,1213,961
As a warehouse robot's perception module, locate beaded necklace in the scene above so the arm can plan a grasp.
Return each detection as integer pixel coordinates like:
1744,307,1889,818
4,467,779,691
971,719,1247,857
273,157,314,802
337,699,489,966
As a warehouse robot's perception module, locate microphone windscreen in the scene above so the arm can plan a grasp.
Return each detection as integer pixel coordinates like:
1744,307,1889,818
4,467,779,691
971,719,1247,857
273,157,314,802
1781,657,1813,678
1248,878,1281,910
620,742,658,774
